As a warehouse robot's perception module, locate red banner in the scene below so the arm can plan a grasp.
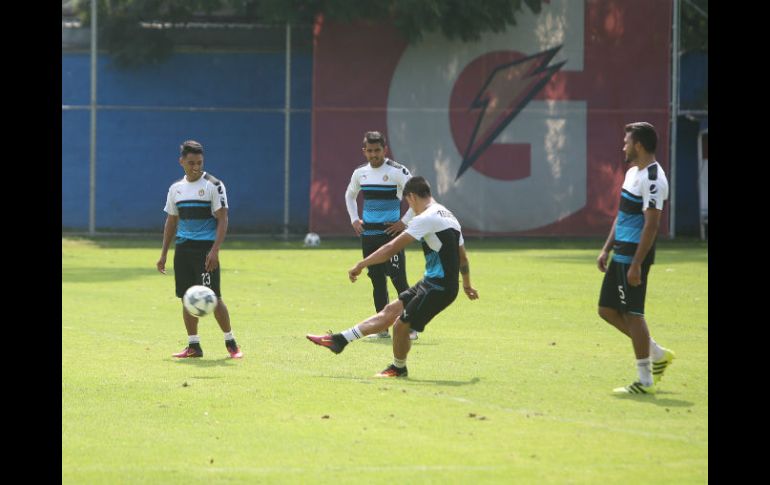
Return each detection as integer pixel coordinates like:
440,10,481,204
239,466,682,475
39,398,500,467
310,0,672,236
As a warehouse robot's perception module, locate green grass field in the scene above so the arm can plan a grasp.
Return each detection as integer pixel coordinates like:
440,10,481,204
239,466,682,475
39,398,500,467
62,237,708,484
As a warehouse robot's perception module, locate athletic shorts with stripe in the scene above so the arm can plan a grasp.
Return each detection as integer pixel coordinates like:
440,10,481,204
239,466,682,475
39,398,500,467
398,280,458,332
598,259,651,316
173,240,221,298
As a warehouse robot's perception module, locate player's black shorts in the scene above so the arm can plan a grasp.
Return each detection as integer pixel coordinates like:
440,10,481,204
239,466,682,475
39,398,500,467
398,279,458,332
173,240,221,298
598,259,652,315
362,233,406,280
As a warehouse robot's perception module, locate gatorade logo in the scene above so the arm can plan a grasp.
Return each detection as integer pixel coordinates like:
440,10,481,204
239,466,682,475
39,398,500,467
387,0,587,231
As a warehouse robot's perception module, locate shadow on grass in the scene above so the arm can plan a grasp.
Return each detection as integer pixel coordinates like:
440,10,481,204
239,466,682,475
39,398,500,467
171,358,236,367
62,267,159,283
612,391,694,408
318,375,480,387
358,338,436,347
407,376,481,387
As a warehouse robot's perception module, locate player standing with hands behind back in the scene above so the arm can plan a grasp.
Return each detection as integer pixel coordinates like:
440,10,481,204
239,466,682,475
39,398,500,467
345,131,418,340
156,140,242,359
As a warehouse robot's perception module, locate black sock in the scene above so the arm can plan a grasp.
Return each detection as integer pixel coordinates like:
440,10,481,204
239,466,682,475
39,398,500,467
332,334,348,348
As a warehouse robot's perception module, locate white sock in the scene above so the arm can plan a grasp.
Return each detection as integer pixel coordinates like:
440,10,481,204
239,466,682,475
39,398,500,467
223,331,234,341
637,358,653,386
393,357,407,369
649,337,665,361
341,325,365,343
188,335,200,344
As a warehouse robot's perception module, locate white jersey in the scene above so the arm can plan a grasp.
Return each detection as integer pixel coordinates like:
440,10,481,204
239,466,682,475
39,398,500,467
405,202,465,287
345,158,413,236
164,172,228,244
613,161,668,265
621,161,669,212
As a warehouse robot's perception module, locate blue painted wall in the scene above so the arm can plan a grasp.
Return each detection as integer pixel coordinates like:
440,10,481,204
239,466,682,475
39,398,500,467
674,51,708,237
62,51,312,232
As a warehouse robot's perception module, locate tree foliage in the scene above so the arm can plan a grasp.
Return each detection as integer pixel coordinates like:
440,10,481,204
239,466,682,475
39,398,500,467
681,0,707,53
74,0,707,68
75,0,543,67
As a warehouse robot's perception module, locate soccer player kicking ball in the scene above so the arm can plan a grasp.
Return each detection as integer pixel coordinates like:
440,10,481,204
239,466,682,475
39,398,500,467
597,122,676,395
307,176,479,377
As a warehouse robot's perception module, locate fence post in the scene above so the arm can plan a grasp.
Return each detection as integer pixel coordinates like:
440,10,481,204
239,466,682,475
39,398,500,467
283,22,292,240
89,0,98,235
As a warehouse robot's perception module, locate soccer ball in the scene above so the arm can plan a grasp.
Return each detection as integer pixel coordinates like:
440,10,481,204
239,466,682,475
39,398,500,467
183,285,218,317
304,232,321,247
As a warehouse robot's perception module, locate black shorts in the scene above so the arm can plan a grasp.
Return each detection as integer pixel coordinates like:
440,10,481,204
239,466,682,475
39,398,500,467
598,259,651,316
398,280,458,332
362,234,407,280
173,241,221,298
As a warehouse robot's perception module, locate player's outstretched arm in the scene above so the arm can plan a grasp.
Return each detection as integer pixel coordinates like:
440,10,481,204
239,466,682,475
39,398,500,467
349,232,415,282
459,245,479,300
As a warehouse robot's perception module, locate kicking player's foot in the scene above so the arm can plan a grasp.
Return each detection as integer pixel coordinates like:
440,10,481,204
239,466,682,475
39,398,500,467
652,348,676,384
225,339,243,359
374,364,408,378
409,330,419,340
173,344,203,358
306,333,347,354
369,331,391,339
612,381,656,395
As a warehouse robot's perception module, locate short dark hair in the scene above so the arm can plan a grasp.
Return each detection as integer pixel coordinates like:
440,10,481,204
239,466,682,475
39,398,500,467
362,131,386,147
180,140,204,157
624,122,657,153
403,176,431,198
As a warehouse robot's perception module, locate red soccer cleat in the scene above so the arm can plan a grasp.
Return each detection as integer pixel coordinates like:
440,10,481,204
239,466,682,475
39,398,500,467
225,340,243,359
374,364,408,378
173,345,203,358
306,333,346,354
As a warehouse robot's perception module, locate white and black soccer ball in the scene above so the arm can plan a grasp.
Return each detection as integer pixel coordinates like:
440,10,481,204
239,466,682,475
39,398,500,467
304,232,321,247
183,285,218,317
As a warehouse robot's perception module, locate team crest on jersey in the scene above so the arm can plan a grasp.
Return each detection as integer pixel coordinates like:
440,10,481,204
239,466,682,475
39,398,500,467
383,175,389,181
198,189,205,197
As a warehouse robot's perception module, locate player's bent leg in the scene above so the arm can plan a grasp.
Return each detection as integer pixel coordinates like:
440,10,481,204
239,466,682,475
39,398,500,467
598,306,631,337
624,313,651,359
213,299,232,333
359,300,404,336
392,320,412,361
182,306,199,336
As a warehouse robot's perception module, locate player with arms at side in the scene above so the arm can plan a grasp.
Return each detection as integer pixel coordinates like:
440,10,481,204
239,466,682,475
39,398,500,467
308,176,479,377
345,131,418,340
597,122,675,394
156,140,242,359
